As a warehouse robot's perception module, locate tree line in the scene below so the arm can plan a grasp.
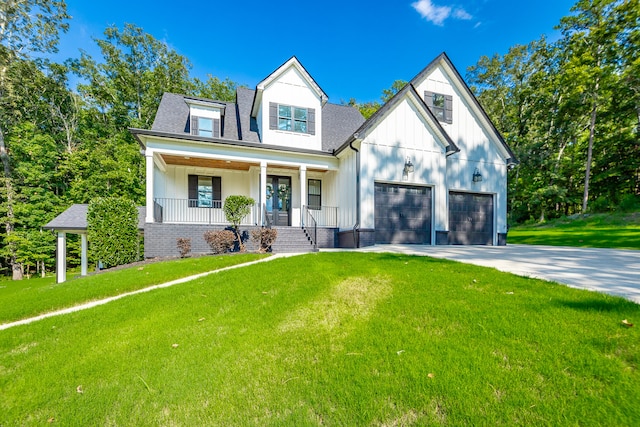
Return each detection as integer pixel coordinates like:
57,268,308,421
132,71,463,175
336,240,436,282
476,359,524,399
0,2,238,279
466,0,639,223
1,0,638,279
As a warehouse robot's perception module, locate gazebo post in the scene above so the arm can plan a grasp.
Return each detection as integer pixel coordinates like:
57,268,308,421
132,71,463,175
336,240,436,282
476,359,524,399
80,233,88,276
56,232,67,283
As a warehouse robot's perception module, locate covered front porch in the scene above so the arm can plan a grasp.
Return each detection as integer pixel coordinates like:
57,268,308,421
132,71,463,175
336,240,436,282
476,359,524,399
144,148,341,229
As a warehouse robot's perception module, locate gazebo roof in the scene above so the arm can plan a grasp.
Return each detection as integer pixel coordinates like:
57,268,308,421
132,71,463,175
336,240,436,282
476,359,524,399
43,204,146,233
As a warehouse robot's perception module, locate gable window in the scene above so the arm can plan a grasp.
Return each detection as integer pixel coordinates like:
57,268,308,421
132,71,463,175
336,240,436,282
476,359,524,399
278,105,308,133
308,179,321,210
424,91,453,124
269,102,315,135
188,175,222,208
190,116,220,138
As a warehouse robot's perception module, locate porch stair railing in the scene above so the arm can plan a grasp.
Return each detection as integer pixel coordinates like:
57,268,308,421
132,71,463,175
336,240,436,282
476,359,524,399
303,205,318,251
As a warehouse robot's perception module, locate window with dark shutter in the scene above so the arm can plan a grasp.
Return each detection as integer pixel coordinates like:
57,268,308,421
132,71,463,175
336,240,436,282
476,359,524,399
188,174,222,207
271,103,313,135
190,115,218,137
424,91,453,124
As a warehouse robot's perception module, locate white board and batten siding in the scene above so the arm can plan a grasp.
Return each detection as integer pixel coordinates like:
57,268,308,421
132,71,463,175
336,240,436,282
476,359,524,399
358,96,449,233
258,66,323,151
413,64,510,237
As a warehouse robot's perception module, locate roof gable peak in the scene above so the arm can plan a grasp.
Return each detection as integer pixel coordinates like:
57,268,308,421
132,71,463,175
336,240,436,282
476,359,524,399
251,56,328,117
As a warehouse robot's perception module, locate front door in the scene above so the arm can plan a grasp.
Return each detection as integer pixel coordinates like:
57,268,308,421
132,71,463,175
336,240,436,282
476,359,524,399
266,176,291,226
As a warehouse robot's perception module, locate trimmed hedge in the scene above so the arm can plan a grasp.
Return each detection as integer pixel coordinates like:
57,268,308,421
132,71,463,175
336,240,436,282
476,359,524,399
87,197,139,268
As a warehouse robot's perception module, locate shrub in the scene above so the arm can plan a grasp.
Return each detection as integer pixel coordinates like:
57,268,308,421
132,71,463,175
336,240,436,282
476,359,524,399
176,238,191,258
87,197,139,269
204,230,235,254
223,195,255,252
251,228,278,253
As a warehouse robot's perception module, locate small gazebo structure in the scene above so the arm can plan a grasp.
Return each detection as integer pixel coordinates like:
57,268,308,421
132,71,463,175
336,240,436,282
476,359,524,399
43,204,146,283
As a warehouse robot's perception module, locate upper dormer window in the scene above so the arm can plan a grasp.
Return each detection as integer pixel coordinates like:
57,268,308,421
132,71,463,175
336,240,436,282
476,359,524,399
269,102,315,135
186,98,224,138
424,91,453,124
278,105,309,133
192,116,213,137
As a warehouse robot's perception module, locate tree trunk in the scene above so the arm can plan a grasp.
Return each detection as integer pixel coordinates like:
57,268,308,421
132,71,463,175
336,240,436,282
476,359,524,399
582,99,598,213
0,125,23,280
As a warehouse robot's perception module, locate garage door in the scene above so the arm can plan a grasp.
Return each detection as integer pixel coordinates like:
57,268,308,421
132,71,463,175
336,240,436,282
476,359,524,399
449,192,494,245
375,183,431,244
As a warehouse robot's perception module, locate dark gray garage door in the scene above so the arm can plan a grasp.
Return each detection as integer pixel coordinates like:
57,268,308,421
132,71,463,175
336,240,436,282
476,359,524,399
375,183,431,244
449,192,494,245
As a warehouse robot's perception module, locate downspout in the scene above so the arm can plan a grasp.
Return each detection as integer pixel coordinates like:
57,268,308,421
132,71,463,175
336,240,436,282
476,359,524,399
349,135,361,248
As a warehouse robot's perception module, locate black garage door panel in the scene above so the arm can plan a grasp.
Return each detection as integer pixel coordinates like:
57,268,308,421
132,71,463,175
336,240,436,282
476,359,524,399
449,192,494,245
375,184,431,244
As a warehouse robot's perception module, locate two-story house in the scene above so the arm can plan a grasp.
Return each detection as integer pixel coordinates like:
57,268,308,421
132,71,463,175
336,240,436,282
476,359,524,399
130,52,517,257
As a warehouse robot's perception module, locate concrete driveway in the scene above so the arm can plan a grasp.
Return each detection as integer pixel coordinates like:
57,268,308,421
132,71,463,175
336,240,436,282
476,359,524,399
354,244,640,304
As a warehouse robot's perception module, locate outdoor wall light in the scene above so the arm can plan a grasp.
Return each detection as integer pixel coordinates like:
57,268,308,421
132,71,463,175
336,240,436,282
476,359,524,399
403,157,415,174
472,167,483,182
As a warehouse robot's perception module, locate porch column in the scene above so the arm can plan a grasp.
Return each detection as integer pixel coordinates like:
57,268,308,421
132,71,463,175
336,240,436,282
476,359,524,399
145,150,155,223
300,165,307,226
80,233,88,276
260,161,267,226
56,232,66,283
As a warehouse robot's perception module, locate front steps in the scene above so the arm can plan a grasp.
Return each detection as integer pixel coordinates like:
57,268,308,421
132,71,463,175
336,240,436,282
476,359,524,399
270,226,316,253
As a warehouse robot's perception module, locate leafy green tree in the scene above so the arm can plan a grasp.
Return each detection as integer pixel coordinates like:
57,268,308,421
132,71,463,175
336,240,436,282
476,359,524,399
0,0,69,279
223,195,255,252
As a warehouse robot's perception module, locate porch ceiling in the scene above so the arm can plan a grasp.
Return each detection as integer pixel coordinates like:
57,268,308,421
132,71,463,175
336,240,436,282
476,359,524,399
161,154,258,171
160,154,329,173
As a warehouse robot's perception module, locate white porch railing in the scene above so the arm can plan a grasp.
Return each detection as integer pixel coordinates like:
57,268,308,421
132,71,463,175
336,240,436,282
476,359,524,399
154,198,259,225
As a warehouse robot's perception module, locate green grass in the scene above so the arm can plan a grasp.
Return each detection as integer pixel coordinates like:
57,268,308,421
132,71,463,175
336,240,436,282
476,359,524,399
0,254,266,324
1,252,638,425
509,212,640,249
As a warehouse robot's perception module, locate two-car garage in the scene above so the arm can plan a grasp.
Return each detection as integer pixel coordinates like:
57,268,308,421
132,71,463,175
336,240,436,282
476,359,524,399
374,183,494,245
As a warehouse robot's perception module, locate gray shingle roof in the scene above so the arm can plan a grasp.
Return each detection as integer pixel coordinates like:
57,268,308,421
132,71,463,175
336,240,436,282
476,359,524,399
321,103,365,152
43,204,146,232
147,87,364,152
235,87,261,142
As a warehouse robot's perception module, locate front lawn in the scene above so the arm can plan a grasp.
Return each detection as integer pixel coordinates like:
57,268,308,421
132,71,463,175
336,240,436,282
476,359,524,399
508,212,640,249
0,253,266,324
1,252,638,425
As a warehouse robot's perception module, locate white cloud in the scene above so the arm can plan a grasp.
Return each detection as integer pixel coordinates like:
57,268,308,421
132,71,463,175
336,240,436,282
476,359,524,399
453,8,472,20
411,1,474,26
411,0,451,26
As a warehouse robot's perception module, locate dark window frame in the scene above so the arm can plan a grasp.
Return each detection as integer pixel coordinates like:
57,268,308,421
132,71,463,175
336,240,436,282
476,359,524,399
424,91,453,124
188,175,222,208
190,115,220,138
307,179,321,210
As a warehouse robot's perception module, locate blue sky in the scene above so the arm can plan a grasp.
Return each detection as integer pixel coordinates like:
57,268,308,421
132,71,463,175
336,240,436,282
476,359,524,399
57,0,577,103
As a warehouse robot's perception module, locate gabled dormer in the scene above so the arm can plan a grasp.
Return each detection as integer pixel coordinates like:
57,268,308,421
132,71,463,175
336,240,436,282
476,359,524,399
251,56,328,150
186,97,226,139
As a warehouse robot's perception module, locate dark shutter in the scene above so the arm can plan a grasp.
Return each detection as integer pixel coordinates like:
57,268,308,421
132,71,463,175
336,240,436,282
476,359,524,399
212,176,222,208
269,102,277,130
213,118,220,138
444,95,453,124
424,91,434,108
188,175,198,207
308,108,315,135
190,116,199,135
